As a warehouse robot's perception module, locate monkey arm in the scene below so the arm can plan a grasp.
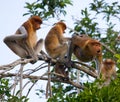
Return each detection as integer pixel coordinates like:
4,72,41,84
67,40,74,62
67,35,79,61
4,26,28,42
19,26,38,58
60,38,71,45
4,34,27,42
95,55,102,77
63,37,71,41
19,26,28,35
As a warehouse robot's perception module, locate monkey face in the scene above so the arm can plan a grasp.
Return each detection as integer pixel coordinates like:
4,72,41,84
88,41,102,56
103,59,115,70
34,22,41,30
30,16,42,30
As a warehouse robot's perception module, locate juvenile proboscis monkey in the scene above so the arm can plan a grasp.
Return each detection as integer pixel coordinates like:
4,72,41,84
68,34,102,76
4,16,44,63
100,59,116,86
45,21,71,77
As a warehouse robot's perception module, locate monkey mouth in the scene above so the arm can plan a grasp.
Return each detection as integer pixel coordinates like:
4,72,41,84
97,50,101,54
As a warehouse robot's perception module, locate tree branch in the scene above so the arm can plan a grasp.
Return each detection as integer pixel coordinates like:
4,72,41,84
101,43,116,54
72,63,98,78
0,72,84,89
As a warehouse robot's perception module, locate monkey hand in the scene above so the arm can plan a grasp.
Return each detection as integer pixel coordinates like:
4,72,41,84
26,55,38,64
64,57,73,68
31,55,39,64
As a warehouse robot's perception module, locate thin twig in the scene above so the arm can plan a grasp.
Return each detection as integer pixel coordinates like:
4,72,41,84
101,43,116,54
77,70,80,94
11,70,21,95
19,64,25,97
46,62,52,98
26,80,38,97
22,81,31,90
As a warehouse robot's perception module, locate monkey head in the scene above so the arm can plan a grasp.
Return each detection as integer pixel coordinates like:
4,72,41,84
55,21,66,33
30,16,42,30
87,40,102,56
73,35,102,62
103,59,115,70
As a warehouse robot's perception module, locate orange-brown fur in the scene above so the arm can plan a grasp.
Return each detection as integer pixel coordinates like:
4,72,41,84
69,34,102,76
16,16,42,49
45,21,70,59
45,21,71,77
101,59,116,85
72,34,102,62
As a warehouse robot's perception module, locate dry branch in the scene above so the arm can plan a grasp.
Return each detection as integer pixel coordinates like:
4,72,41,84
0,59,32,70
0,72,84,89
0,53,97,82
73,61,95,72
0,50,99,97
72,63,98,78
0,55,56,70
101,43,116,54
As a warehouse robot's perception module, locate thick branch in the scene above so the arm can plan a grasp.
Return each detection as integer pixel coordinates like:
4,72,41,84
0,59,32,70
0,73,84,89
73,61,95,72
0,55,56,70
72,63,97,78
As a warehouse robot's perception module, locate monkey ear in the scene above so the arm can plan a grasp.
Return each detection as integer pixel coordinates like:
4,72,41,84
53,23,56,26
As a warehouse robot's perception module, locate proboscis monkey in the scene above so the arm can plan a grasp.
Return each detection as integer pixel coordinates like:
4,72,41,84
4,16,44,63
100,59,116,86
45,21,71,77
68,34,102,76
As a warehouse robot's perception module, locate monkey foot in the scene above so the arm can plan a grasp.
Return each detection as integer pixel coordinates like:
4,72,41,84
26,56,37,64
38,55,45,60
64,58,73,68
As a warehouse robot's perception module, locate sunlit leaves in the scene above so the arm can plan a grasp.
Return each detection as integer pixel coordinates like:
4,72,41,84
24,0,72,19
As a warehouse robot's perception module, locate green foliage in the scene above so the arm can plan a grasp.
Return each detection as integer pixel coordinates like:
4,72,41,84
0,78,29,102
80,77,120,102
24,0,72,19
74,8,99,37
48,77,120,102
100,25,119,59
35,88,46,98
90,0,120,22
115,54,120,63
47,82,75,102
7,90,29,102
0,78,11,98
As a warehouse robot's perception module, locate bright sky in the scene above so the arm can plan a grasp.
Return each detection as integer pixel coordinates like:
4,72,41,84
0,0,119,102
